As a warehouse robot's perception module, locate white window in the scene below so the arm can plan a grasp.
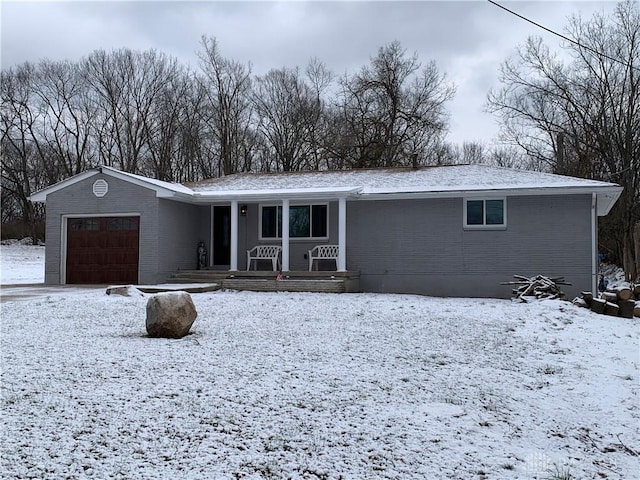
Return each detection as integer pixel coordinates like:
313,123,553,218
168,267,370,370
260,204,328,239
464,198,506,229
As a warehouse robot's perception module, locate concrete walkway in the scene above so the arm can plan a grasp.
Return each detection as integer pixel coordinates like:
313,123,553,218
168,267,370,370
0,283,219,303
0,284,104,303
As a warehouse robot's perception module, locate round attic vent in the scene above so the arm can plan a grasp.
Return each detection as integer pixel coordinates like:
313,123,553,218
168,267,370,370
93,179,109,198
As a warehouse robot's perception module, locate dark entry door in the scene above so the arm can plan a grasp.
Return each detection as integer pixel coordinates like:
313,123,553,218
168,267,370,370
213,206,231,266
66,216,139,284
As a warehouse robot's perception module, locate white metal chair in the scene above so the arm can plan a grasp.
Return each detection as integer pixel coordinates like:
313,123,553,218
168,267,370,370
308,245,339,271
246,245,282,271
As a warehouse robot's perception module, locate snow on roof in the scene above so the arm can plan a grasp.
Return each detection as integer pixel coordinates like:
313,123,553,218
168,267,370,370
185,165,622,216
187,164,619,195
30,164,622,215
102,166,194,196
29,165,194,202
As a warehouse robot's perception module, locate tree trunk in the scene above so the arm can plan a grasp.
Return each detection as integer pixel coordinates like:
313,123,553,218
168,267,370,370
623,221,638,282
634,222,640,282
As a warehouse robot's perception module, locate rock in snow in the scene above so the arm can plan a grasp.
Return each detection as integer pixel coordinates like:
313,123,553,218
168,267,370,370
105,285,141,297
146,292,197,338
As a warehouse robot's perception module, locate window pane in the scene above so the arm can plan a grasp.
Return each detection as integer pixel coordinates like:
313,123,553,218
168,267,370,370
262,206,277,238
290,206,310,238
108,218,138,231
71,219,99,231
311,204,327,237
277,206,282,237
486,200,504,225
466,201,484,225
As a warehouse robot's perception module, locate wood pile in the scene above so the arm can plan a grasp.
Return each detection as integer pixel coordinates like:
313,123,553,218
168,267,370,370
573,282,640,318
501,275,570,303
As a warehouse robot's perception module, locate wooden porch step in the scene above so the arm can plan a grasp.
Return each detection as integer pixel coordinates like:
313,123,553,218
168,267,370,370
169,270,359,293
221,278,346,293
171,271,230,283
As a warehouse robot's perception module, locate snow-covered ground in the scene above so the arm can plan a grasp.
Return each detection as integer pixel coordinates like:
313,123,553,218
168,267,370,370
0,244,638,479
0,242,45,284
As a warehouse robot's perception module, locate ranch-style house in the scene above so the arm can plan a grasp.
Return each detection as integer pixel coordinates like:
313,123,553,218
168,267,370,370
29,164,622,298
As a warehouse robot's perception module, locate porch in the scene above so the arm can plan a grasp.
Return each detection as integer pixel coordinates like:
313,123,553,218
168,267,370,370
170,269,360,293
202,195,352,273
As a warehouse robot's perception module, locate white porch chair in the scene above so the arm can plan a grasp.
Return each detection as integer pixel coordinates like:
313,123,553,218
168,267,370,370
246,245,282,271
308,244,339,271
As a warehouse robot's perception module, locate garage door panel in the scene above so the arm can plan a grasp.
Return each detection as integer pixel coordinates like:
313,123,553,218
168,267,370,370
68,266,102,285
66,216,139,284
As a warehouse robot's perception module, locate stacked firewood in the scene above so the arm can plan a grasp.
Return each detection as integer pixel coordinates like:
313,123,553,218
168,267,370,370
573,282,640,318
501,275,570,303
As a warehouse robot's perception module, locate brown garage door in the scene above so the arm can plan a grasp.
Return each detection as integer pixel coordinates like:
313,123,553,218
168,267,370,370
66,217,139,284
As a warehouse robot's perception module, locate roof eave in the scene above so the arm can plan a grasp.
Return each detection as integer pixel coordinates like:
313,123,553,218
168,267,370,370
29,166,195,202
358,185,624,216
191,187,362,203
101,166,194,198
595,185,623,216
28,170,100,203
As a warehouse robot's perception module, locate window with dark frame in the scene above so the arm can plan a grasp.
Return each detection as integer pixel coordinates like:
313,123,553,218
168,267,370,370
465,199,505,228
260,204,328,239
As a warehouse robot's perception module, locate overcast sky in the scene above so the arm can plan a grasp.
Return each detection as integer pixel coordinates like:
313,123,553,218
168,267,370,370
1,0,619,145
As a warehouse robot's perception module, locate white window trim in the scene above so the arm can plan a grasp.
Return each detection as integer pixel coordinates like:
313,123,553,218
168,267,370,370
463,197,507,230
258,202,330,241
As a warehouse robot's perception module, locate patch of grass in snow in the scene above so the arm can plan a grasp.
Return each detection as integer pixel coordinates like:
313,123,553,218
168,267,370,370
478,389,503,413
538,364,563,375
428,352,449,366
237,459,282,479
545,465,575,480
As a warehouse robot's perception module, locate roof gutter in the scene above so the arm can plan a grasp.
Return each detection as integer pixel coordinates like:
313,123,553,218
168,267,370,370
358,185,623,216
190,186,362,203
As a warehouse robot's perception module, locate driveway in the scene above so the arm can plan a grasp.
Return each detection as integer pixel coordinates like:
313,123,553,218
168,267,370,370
0,284,104,303
0,283,218,302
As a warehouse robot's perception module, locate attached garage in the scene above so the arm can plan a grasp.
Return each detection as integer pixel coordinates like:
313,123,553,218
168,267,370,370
30,167,206,286
65,216,140,284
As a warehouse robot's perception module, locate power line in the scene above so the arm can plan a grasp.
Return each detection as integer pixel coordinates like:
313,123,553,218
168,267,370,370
487,0,640,72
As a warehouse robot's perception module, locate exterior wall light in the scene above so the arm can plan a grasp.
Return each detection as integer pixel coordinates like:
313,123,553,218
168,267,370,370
240,205,248,216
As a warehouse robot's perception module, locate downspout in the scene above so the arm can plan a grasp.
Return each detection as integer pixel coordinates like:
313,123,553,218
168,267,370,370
591,193,598,294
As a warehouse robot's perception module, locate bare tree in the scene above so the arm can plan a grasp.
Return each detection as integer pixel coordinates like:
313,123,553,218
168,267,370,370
35,59,97,178
460,141,486,164
485,145,537,170
304,58,335,170
83,48,181,174
196,37,254,176
488,0,640,280
252,66,325,171
138,66,193,181
0,64,46,240
336,41,455,168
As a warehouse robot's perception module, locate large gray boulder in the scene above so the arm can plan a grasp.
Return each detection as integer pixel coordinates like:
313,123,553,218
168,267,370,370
146,292,197,338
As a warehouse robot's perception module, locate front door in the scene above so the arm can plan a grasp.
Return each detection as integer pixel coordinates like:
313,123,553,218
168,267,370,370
213,206,231,266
